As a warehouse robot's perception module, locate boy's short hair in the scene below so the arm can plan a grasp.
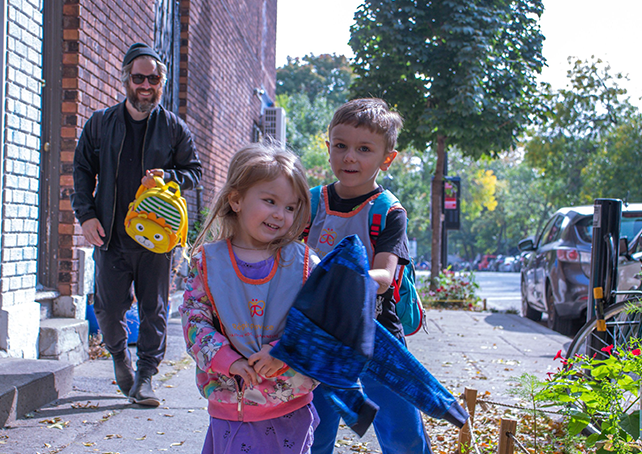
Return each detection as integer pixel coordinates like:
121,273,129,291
328,98,404,152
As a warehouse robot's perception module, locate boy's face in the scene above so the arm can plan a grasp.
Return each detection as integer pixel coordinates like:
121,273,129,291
326,124,397,199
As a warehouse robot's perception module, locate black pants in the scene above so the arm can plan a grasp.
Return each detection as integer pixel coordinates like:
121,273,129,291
93,245,171,374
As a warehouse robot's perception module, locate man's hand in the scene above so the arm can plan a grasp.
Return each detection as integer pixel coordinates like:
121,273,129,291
141,169,165,188
81,218,105,247
248,344,285,378
229,358,260,387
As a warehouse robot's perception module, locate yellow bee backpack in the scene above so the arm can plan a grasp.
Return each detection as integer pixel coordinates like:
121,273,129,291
124,176,188,254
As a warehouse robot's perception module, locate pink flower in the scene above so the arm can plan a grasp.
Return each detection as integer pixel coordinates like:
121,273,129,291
601,345,614,355
554,350,563,361
632,349,641,356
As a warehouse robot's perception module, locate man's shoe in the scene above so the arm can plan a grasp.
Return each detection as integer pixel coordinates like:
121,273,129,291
129,371,161,407
112,350,134,396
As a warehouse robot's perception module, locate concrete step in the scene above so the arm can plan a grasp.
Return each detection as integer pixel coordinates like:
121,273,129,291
39,318,89,365
0,358,73,427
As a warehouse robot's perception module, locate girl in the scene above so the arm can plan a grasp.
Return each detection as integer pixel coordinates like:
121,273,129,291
180,143,319,454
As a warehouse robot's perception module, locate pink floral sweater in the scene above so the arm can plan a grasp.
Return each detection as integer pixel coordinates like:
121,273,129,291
179,251,318,422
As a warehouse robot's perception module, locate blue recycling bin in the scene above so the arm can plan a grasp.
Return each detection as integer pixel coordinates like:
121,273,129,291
86,303,139,345
125,305,139,344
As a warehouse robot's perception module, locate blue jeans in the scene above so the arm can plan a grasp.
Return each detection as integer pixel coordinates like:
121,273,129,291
311,374,432,454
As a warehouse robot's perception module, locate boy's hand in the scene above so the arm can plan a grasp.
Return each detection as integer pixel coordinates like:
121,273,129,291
229,358,260,387
248,344,285,378
370,252,399,294
141,169,165,188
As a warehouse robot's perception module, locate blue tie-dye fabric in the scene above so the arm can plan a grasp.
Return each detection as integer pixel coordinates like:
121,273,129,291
271,235,468,437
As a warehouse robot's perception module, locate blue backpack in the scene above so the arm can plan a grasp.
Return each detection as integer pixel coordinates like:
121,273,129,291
308,186,426,336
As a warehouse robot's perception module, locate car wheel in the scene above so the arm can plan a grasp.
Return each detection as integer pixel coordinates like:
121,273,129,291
521,281,542,321
546,285,575,336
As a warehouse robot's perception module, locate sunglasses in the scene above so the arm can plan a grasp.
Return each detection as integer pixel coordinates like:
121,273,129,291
130,74,161,85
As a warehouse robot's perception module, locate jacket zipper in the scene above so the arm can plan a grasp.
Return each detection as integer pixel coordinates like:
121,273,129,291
140,116,150,179
234,378,245,421
108,127,127,248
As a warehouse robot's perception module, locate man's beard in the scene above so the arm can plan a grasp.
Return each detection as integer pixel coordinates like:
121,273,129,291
126,85,163,113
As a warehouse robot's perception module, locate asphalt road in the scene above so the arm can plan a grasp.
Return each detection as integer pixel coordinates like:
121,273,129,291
417,270,522,312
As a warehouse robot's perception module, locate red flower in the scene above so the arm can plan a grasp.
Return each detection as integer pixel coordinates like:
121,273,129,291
554,350,563,361
601,344,614,355
632,349,641,356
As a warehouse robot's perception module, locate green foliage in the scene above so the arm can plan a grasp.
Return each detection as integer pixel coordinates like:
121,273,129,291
508,373,585,453
379,148,435,258
541,342,642,453
276,54,355,172
446,148,553,259
349,0,545,156
275,93,335,156
524,57,637,208
583,114,642,202
417,269,481,309
276,54,353,106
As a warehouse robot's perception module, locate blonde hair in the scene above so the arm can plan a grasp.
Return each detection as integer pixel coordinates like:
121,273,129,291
328,98,404,152
192,142,310,257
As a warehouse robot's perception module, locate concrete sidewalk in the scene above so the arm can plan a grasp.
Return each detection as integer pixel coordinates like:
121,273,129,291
332,309,571,453
0,309,571,453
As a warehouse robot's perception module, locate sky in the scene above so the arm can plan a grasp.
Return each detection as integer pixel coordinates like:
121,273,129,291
276,0,642,106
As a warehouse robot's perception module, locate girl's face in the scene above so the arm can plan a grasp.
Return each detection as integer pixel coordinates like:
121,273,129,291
229,175,299,249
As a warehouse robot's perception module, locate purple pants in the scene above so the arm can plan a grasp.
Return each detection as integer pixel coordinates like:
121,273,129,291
201,404,318,454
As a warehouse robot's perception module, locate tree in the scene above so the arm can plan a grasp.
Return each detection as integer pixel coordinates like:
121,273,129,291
349,0,545,286
275,54,354,160
583,114,642,202
524,57,636,207
276,54,353,105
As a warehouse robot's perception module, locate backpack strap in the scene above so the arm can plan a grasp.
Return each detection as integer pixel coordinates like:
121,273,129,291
368,189,402,249
303,185,323,241
369,190,406,302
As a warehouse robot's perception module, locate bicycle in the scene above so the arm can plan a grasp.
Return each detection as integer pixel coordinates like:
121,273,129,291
566,291,642,359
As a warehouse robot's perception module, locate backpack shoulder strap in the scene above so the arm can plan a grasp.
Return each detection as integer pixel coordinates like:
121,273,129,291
303,185,324,241
368,189,402,246
310,185,323,223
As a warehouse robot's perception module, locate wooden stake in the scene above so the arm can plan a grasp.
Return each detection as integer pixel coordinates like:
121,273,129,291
456,388,478,454
498,418,517,454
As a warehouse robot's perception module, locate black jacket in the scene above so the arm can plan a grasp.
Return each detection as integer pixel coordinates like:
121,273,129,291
71,101,202,250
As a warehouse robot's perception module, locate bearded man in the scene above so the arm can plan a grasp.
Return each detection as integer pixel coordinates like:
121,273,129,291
71,43,202,406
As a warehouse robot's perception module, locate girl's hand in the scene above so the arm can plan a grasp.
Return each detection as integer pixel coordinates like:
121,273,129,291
248,345,286,378
229,358,260,387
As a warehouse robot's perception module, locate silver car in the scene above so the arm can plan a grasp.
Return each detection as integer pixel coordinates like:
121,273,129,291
519,204,642,336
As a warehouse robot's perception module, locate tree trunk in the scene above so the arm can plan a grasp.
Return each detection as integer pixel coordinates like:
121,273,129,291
430,135,446,290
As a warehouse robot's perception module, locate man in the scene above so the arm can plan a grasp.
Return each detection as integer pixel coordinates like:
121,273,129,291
71,43,202,407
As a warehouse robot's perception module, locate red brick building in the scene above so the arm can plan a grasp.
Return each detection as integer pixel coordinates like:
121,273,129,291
0,0,279,360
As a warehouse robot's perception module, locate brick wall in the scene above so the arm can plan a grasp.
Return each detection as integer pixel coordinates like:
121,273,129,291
58,0,277,295
58,1,154,295
2,0,43,308
182,0,277,201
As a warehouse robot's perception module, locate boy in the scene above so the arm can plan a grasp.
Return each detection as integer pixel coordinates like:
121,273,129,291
304,98,432,454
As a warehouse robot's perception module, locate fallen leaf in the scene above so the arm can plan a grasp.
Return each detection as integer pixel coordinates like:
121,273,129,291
170,441,185,446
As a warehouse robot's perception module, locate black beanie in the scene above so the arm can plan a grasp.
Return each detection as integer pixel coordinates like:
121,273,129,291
122,43,161,67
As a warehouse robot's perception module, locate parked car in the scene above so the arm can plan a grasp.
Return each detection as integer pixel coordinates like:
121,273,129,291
518,204,642,336
477,254,497,271
618,228,642,298
498,256,519,272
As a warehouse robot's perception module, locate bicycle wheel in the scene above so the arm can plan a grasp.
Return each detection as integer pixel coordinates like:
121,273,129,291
566,301,642,359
